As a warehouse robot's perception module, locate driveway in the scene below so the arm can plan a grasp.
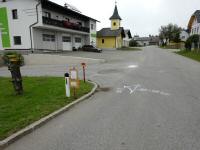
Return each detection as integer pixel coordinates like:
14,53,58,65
2,46,200,150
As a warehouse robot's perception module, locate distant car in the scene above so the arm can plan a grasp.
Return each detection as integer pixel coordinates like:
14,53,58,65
81,45,102,53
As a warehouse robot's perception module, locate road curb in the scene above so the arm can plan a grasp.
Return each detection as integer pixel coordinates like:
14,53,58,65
0,81,98,150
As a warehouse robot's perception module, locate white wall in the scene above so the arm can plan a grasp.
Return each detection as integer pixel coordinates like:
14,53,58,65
33,28,87,50
180,31,189,42
0,0,42,50
191,18,200,35
89,20,97,46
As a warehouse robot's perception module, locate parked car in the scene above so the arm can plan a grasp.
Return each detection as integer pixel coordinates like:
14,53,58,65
81,45,102,53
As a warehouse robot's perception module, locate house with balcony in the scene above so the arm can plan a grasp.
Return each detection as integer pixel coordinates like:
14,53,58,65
0,0,98,51
188,10,200,36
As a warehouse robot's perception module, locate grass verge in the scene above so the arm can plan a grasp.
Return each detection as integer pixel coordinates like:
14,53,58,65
117,47,141,51
0,77,93,140
175,50,200,62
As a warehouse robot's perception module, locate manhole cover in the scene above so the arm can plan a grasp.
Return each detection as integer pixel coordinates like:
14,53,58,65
98,69,120,74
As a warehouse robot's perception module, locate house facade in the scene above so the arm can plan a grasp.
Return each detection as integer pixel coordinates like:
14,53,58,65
188,10,200,35
123,30,132,47
0,0,98,51
180,30,189,42
97,4,131,49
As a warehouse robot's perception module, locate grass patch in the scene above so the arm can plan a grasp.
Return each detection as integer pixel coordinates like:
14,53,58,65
175,50,200,62
0,77,93,140
117,47,141,51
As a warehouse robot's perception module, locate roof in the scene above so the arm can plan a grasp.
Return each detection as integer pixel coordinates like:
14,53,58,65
188,10,200,30
124,29,132,38
109,5,122,20
97,27,125,38
135,36,159,42
135,37,150,41
41,0,99,22
194,10,200,23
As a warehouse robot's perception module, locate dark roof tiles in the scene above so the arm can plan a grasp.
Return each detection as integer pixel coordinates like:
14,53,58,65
97,27,125,38
193,10,200,23
109,5,122,20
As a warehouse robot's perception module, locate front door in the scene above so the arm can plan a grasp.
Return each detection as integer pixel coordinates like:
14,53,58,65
62,36,72,51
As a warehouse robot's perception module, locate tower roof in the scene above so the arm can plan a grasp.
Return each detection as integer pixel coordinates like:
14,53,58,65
109,5,122,20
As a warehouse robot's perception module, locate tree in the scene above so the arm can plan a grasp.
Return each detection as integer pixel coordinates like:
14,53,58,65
129,39,138,47
159,23,182,45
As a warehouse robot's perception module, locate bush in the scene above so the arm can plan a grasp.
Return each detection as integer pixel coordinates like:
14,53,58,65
185,38,192,51
2,52,24,66
129,40,138,47
185,34,200,51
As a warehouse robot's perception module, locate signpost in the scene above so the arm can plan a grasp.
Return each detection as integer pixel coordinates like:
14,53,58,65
81,62,86,83
69,67,79,98
64,73,70,97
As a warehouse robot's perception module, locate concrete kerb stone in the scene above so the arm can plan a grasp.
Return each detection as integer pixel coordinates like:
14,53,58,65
0,80,98,150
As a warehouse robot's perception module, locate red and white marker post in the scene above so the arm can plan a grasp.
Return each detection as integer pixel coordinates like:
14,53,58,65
81,62,86,83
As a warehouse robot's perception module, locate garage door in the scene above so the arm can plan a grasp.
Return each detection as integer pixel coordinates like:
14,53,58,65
62,36,72,51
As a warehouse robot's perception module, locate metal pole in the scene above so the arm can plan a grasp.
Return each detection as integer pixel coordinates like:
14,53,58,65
83,66,85,83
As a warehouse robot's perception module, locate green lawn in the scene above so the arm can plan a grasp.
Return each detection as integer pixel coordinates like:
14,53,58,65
175,50,200,62
117,47,141,51
0,77,93,140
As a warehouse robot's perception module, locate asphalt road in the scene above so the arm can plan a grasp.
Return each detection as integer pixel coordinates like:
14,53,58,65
2,46,200,150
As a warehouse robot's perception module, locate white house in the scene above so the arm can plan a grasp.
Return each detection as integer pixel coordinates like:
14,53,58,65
180,30,189,42
188,10,200,35
0,0,98,51
123,29,132,47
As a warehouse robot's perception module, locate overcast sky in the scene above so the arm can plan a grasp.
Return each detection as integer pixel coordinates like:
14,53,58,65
51,0,200,37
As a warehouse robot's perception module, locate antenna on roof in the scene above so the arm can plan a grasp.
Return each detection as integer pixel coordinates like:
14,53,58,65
64,2,82,13
115,0,117,5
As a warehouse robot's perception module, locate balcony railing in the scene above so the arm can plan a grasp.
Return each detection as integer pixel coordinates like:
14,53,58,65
42,17,90,33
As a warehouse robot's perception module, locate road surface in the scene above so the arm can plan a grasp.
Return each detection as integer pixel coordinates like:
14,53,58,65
2,46,200,150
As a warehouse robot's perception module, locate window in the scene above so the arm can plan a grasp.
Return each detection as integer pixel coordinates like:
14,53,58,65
65,18,70,21
197,27,199,34
43,34,55,42
113,22,116,26
14,36,21,45
44,12,51,18
91,24,94,30
62,36,71,42
77,22,82,26
102,39,104,44
181,36,185,39
75,37,81,43
12,9,18,19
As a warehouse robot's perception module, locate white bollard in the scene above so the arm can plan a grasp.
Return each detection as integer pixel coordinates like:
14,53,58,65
65,73,70,97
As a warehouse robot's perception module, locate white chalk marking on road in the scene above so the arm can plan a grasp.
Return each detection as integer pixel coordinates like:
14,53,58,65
128,65,138,69
116,88,123,93
117,84,171,96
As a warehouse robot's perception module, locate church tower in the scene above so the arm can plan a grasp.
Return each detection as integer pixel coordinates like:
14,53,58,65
109,2,122,30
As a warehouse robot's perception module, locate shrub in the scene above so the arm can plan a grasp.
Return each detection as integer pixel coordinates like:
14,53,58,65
185,34,200,51
2,52,24,66
129,40,138,47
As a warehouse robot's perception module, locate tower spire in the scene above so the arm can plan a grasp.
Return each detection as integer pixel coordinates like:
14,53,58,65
109,2,122,20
